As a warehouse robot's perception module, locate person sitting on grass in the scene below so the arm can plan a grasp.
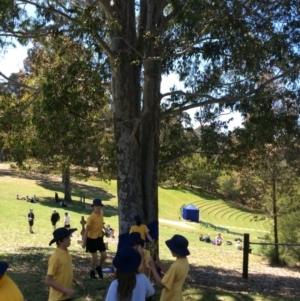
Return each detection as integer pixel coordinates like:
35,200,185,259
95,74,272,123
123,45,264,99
105,246,154,301
105,224,115,238
147,234,190,301
203,234,211,243
46,227,84,301
236,240,243,250
0,261,24,301
214,233,222,246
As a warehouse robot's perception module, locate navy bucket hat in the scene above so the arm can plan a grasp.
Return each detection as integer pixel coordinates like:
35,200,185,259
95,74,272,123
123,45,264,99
0,261,9,275
49,227,77,246
91,198,104,207
113,246,141,272
134,215,142,222
127,232,145,246
165,234,190,256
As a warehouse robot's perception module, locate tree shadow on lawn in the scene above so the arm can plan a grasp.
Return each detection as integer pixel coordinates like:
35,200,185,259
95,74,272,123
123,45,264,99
35,179,116,202
159,184,220,201
188,263,300,299
33,179,118,217
37,196,118,218
2,246,300,301
1,247,117,301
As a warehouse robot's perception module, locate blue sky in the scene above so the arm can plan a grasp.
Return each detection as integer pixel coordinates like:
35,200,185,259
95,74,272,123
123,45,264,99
0,43,242,129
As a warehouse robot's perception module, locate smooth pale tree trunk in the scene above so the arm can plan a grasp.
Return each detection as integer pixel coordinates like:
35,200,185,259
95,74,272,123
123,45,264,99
140,60,162,223
110,1,162,234
110,2,142,234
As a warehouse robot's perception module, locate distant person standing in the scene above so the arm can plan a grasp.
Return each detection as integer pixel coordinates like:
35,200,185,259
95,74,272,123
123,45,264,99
55,192,59,203
51,210,60,230
28,208,35,234
64,212,70,229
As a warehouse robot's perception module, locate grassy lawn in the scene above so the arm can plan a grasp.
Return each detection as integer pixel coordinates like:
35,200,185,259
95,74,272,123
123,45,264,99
0,163,298,301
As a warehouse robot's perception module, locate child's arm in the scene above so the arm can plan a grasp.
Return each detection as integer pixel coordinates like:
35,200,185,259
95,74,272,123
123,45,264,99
137,246,150,277
146,231,153,243
45,275,76,297
73,277,84,289
154,255,169,273
147,258,164,288
82,225,91,248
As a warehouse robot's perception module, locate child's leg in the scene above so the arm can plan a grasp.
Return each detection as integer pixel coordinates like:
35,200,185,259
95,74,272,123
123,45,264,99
91,252,98,271
99,250,107,266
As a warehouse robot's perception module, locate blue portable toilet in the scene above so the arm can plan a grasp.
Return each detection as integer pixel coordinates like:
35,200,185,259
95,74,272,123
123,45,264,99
182,204,199,222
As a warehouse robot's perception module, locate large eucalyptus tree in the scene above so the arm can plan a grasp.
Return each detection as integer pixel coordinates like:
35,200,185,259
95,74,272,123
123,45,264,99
1,0,300,233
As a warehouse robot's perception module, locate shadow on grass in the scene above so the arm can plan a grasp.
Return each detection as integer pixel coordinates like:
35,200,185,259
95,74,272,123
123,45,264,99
159,184,220,201
1,246,116,301
2,247,300,301
26,177,119,217
36,197,118,218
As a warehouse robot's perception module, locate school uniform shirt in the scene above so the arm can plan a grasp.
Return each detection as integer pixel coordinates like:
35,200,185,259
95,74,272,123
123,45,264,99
105,273,154,301
87,211,104,239
137,249,151,278
160,257,189,301
64,215,70,226
0,274,24,301
28,212,34,222
129,224,149,240
47,248,73,301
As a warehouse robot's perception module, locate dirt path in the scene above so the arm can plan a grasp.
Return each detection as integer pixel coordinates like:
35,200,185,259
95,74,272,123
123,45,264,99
159,218,197,229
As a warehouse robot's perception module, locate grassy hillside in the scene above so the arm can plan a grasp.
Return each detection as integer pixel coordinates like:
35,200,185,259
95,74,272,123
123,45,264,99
0,163,297,301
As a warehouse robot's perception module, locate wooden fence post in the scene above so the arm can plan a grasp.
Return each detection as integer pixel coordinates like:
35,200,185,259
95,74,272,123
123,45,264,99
242,233,250,279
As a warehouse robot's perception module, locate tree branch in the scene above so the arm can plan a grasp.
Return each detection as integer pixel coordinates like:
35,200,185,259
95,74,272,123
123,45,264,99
20,0,76,22
0,72,40,91
159,149,224,166
98,0,115,20
160,66,300,118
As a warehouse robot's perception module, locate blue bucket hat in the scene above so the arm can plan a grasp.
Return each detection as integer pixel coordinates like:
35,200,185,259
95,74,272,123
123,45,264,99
165,234,190,256
91,198,104,207
49,227,77,246
127,232,145,246
0,262,9,275
134,215,142,222
113,246,141,272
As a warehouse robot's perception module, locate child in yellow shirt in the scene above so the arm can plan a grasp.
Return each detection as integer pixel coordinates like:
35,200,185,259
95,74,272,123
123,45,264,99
0,261,24,301
82,198,107,279
46,227,84,301
148,234,190,301
129,215,154,242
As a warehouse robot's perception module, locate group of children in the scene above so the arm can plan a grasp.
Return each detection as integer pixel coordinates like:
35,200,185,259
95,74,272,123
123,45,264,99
1,197,190,301
17,194,39,203
199,233,223,245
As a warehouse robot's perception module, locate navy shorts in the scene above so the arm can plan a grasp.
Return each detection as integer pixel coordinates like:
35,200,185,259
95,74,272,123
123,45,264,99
28,221,34,226
86,236,106,253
